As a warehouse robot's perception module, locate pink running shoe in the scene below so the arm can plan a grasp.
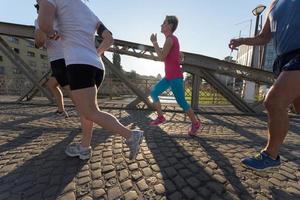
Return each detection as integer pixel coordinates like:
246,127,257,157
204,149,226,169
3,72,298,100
188,121,201,135
149,116,166,126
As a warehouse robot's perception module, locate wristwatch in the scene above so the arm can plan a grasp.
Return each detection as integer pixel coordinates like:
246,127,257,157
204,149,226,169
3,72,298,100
48,31,59,40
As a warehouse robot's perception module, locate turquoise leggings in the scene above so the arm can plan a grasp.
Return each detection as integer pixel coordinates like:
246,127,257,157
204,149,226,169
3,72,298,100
150,78,191,112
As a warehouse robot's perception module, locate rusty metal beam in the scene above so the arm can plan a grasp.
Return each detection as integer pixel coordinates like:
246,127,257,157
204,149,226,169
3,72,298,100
102,56,154,110
0,36,53,102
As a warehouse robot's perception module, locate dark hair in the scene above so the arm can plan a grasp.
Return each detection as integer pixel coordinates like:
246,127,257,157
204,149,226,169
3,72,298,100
166,15,179,32
34,3,39,11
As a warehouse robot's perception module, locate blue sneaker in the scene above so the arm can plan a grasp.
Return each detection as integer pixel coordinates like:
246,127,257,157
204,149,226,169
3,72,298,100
241,151,281,171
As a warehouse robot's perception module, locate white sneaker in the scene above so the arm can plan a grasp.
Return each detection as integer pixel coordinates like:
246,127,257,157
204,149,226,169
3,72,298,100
125,130,143,160
65,144,91,160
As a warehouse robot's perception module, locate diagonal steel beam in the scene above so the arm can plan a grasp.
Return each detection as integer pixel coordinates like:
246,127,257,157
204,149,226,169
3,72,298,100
0,36,53,102
17,70,51,102
101,56,154,109
184,65,256,113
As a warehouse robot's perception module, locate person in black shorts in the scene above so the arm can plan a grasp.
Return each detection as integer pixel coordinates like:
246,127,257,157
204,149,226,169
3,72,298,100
229,0,300,171
38,0,143,160
34,3,71,118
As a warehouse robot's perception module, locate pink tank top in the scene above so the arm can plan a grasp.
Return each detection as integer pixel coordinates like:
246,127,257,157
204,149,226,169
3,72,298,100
165,35,183,80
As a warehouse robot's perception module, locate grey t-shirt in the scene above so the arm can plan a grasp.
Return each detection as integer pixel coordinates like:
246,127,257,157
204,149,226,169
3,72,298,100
269,0,300,55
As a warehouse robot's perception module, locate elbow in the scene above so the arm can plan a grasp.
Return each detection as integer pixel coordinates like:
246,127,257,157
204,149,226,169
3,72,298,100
108,36,114,46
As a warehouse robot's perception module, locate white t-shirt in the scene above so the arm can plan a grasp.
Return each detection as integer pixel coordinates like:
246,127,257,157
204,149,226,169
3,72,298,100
34,19,64,62
46,0,104,70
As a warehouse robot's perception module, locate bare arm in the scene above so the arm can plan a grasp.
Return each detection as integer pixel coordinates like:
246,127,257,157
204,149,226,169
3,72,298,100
96,23,114,55
229,0,276,50
38,0,56,38
34,29,46,48
151,34,173,61
230,18,271,47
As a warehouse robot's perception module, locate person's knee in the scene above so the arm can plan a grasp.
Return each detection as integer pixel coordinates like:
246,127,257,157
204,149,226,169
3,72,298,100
46,79,58,90
264,95,286,112
77,104,98,121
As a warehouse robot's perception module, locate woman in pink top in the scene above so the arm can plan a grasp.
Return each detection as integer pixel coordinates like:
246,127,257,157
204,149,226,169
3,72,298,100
150,15,201,135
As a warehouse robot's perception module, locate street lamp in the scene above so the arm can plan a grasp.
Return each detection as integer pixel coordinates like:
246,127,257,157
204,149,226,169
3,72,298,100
250,4,266,68
252,4,266,36
243,4,266,103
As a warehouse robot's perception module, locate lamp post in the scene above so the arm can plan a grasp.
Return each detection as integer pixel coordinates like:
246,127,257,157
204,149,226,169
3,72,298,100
252,4,266,36
251,4,266,68
243,4,266,103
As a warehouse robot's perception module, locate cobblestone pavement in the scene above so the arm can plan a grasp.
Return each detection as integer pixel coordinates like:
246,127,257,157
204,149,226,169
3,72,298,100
0,103,299,200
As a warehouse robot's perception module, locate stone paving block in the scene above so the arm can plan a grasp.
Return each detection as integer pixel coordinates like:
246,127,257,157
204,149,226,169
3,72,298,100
102,158,113,165
186,177,201,188
91,162,101,170
104,171,117,180
164,167,177,178
154,183,166,195
279,170,298,181
173,175,187,189
91,169,102,179
128,163,139,171
102,165,115,173
137,179,149,191
78,176,91,185
81,195,93,200
167,191,182,200
131,170,143,181
206,181,225,195
182,187,197,199
114,157,124,164
124,190,139,200
286,187,300,195
92,180,104,189
118,169,129,182
151,164,160,172
121,179,133,191
107,187,122,200
93,189,106,199
212,174,227,184
142,167,153,177
179,169,193,178
115,163,126,171
138,161,148,168
105,178,118,188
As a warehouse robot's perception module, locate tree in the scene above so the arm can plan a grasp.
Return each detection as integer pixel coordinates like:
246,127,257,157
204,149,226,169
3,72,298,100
112,52,122,70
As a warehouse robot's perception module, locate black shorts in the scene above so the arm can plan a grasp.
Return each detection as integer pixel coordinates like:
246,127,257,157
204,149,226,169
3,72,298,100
273,48,300,77
50,59,68,87
67,64,105,90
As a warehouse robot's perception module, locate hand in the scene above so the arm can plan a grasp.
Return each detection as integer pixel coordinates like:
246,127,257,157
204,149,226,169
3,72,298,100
180,52,185,62
150,33,157,44
228,38,244,51
47,30,60,40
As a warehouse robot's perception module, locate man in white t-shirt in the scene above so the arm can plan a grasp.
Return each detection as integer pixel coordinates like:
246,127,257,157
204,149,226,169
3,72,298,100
34,2,71,118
